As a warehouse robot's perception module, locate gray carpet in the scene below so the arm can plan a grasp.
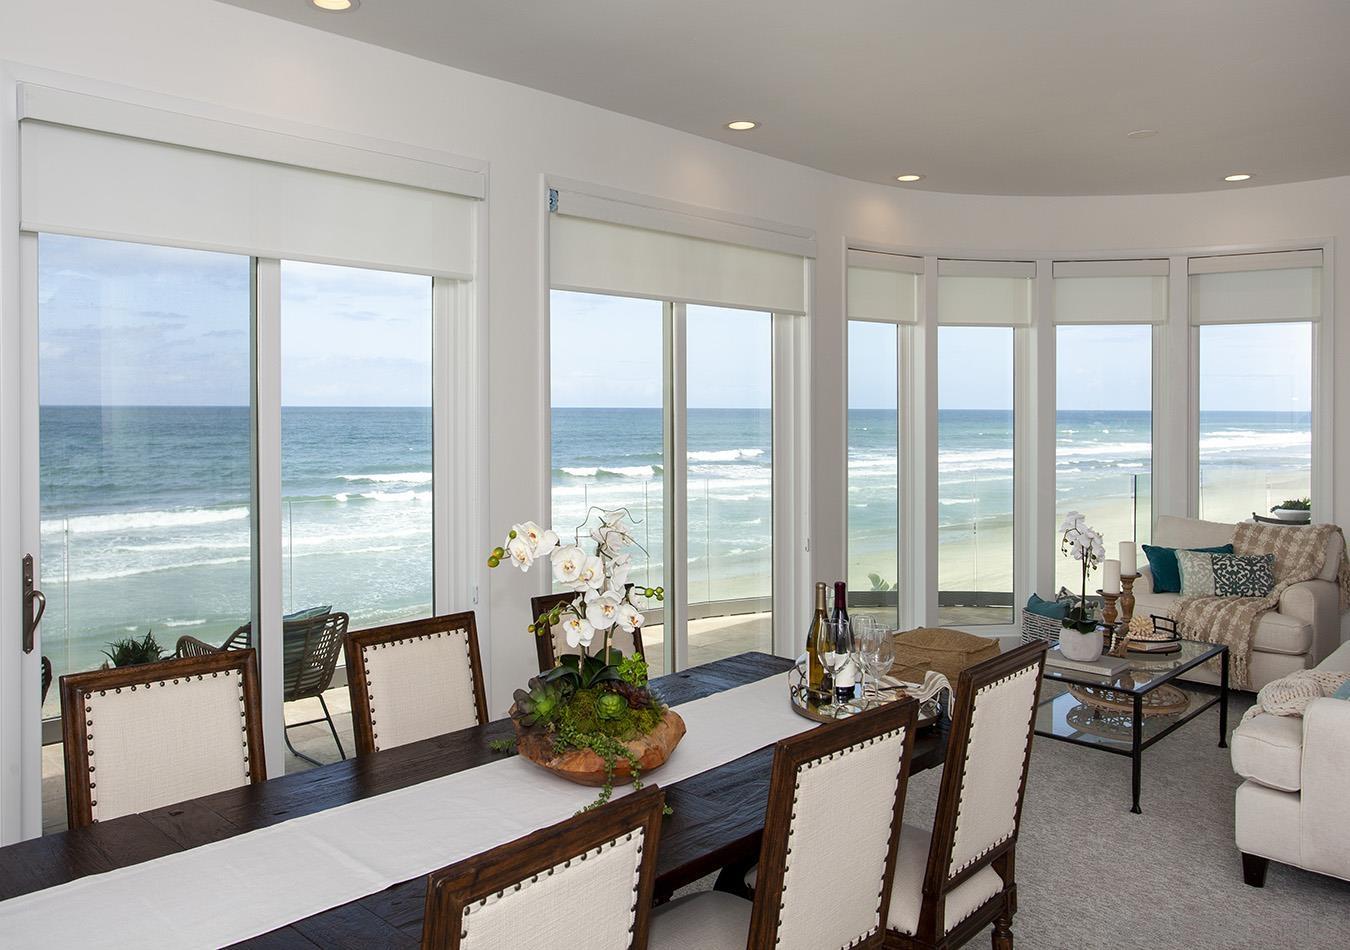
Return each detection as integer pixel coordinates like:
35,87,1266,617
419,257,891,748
679,691,1350,949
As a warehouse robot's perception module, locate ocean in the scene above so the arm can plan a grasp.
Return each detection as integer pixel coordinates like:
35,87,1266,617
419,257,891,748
38,405,1309,710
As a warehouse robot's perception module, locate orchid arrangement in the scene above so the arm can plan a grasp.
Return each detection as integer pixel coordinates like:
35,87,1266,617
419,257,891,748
1059,510,1104,633
488,508,668,810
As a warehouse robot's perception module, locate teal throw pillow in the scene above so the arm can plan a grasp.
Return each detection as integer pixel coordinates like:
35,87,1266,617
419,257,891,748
1143,543,1233,594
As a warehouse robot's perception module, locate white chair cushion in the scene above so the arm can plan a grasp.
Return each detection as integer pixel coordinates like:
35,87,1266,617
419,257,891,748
648,890,752,950
87,669,251,822
888,823,1003,936
360,628,479,751
1231,711,1305,792
1132,591,1312,656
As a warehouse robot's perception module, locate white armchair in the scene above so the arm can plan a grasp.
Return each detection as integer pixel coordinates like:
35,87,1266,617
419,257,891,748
1132,515,1344,690
1231,641,1350,885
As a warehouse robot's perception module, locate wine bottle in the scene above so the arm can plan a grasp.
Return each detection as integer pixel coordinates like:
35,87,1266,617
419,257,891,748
806,582,831,703
832,581,856,704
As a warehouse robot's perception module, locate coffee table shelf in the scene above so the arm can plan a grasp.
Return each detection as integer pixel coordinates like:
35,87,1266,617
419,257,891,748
1034,639,1229,813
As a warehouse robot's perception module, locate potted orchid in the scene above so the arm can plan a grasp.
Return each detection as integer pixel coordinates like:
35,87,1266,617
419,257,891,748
1058,510,1106,661
487,508,683,809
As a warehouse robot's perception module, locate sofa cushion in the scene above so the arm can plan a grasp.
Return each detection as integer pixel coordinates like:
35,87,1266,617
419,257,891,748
1231,711,1304,792
1142,543,1233,593
1212,552,1277,598
1153,514,1235,550
1319,641,1350,673
1132,590,1312,656
1317,532,1343,582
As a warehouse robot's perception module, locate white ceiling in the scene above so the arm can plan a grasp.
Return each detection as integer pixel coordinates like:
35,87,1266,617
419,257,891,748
215,0,1350,196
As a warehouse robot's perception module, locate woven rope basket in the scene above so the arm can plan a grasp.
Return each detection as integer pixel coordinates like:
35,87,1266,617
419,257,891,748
890,627,1001,684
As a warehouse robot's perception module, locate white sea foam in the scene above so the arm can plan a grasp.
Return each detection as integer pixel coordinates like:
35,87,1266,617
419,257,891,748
339,472,433,484
687,448,765,462
48,506,250,535
162,618,207,628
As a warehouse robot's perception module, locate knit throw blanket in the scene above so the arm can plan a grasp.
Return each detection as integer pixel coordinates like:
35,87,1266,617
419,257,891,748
1241,669,1350,723
1171,523,1350,689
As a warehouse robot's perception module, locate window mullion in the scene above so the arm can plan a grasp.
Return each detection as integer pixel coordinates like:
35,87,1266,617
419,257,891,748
665,301,688,671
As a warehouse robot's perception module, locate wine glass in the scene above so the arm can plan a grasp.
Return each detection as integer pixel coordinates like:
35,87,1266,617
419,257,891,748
850,616,876,707
867,630,896,704
828,618,860,715
818,619,852,717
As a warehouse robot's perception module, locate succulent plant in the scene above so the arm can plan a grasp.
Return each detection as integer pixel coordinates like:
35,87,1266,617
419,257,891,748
595,691,628,721
607,679,655,710
513,677,564,728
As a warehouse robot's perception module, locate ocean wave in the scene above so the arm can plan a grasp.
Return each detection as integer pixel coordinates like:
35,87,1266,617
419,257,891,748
162,618,207,628
556,465,662,480
688,449,765,462
47,506,250,535
1199,429,1310,454
339,472,432,485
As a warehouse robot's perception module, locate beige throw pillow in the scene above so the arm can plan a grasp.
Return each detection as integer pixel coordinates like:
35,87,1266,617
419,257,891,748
1176,549,1217,597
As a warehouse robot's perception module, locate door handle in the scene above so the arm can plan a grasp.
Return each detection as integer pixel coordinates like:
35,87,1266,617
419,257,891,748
22,554,44,654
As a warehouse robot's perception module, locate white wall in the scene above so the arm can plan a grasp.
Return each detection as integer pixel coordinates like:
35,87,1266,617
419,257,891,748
2,0,1348,715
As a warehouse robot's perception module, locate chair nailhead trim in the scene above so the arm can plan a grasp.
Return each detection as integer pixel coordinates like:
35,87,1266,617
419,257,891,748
362,628,476,752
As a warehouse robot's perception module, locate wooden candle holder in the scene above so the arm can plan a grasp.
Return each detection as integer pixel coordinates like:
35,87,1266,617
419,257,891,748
1119,573,1140,629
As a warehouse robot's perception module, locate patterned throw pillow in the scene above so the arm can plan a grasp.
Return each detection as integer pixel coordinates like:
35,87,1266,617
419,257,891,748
1176,549,1217,597
1212,552,1276,598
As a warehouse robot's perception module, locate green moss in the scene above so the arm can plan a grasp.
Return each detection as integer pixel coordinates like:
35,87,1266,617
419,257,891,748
556,687,662,742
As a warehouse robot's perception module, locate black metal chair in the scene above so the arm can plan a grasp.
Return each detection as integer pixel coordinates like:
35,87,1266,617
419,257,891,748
176,610,350,766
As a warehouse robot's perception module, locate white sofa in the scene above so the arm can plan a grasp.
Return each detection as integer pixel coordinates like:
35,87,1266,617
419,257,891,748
1133,515,1344,690
1229,640,1350,886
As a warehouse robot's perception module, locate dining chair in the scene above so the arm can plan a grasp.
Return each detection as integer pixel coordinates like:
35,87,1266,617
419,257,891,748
344,612,489,755
648,697,919,950
531,590,646,673
58,648,266,829
882,640,1048,950
421,784,666,949
176,610,350,765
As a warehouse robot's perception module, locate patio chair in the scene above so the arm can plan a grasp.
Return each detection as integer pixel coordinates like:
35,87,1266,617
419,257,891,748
175,609,350,766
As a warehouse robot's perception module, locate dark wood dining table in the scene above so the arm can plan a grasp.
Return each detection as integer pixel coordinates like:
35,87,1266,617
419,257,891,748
0,651,948,947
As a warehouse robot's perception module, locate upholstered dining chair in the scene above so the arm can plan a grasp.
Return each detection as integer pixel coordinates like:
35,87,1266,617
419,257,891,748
648,697,919,950
421,784,666,949
882,640,1048,950
58,648,266,829
344,612,489,755
530,590,646,673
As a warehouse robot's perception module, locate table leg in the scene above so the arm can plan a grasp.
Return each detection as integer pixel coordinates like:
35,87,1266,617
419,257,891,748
1131,693,1143,815
1219,647,1230,749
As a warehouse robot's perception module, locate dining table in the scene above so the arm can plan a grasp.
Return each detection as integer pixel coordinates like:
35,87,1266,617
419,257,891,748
0,651,949,947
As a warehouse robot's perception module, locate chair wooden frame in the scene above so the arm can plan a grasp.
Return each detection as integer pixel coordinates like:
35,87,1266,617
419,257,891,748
344,612,490,756
530,590,647,673
58,648,267,830
883,640,1048,950
746,698,919,950
421,784,666,949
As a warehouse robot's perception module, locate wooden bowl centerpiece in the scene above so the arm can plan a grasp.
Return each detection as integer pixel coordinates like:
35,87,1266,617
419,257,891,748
513,703,685,787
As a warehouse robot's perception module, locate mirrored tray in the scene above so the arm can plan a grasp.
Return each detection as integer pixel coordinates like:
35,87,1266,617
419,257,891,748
789,655,941,727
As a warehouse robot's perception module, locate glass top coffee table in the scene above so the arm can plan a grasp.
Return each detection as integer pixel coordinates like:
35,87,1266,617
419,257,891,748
1035,639,1229,813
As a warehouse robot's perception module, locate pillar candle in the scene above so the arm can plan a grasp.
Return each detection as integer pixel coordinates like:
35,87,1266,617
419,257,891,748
1119,541,1137,576
1103,558,1121,594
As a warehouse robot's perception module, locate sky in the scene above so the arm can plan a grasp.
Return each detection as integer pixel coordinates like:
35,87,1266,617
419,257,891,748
38,235,1311,414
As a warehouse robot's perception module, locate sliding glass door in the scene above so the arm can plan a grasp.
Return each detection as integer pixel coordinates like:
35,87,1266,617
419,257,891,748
36,234,254,831
846,321,900,627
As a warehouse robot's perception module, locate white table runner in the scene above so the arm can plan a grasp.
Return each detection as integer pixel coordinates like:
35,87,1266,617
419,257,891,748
0,671,809,949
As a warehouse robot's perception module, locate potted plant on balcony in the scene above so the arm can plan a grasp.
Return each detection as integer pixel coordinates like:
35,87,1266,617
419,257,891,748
488,509,682,809
1058,511,1105,661
1270,497,1312,522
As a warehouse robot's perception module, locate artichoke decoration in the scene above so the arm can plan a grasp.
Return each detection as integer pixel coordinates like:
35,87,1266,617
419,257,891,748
513,677,564,728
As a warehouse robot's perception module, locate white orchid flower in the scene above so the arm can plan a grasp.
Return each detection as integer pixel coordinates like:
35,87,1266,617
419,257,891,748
585,591,622,631
608,553,632,594
551,545,586,585
576,554,605,592
560,614,596,649
615,601,643,633
514,522,560,558
506,536,534,571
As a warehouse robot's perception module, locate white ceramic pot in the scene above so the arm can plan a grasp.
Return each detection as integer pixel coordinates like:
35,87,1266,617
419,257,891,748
1272,508,1308,522
1059,627,1104,662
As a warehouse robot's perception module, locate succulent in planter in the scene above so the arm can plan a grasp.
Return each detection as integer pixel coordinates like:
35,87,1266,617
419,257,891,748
512,676,565,728
1271,498,1311,512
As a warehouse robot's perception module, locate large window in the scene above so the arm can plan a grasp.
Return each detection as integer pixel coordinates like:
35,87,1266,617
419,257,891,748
938,326,1014,624
1198,322,1312,523
38,235,253,715
550,291,666,675
280,261,434,630
847,321,900,627
687,305,774,664
1055,325,1153,590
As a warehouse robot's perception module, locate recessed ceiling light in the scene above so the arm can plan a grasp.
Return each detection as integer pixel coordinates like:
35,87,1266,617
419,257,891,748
1224,173,1252,182
726,120,757,131
311,0,358,11
895,174,923,182
1126,129,1158,139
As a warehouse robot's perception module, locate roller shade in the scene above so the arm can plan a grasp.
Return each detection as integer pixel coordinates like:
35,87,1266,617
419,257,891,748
846,249,921,324
1053,260,1169,325
549,186,811,315
1188,250,1322,325
938,260,1034,326
19,84,482,278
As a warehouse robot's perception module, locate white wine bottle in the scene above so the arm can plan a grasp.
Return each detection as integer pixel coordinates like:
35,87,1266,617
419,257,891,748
806,582,831,703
